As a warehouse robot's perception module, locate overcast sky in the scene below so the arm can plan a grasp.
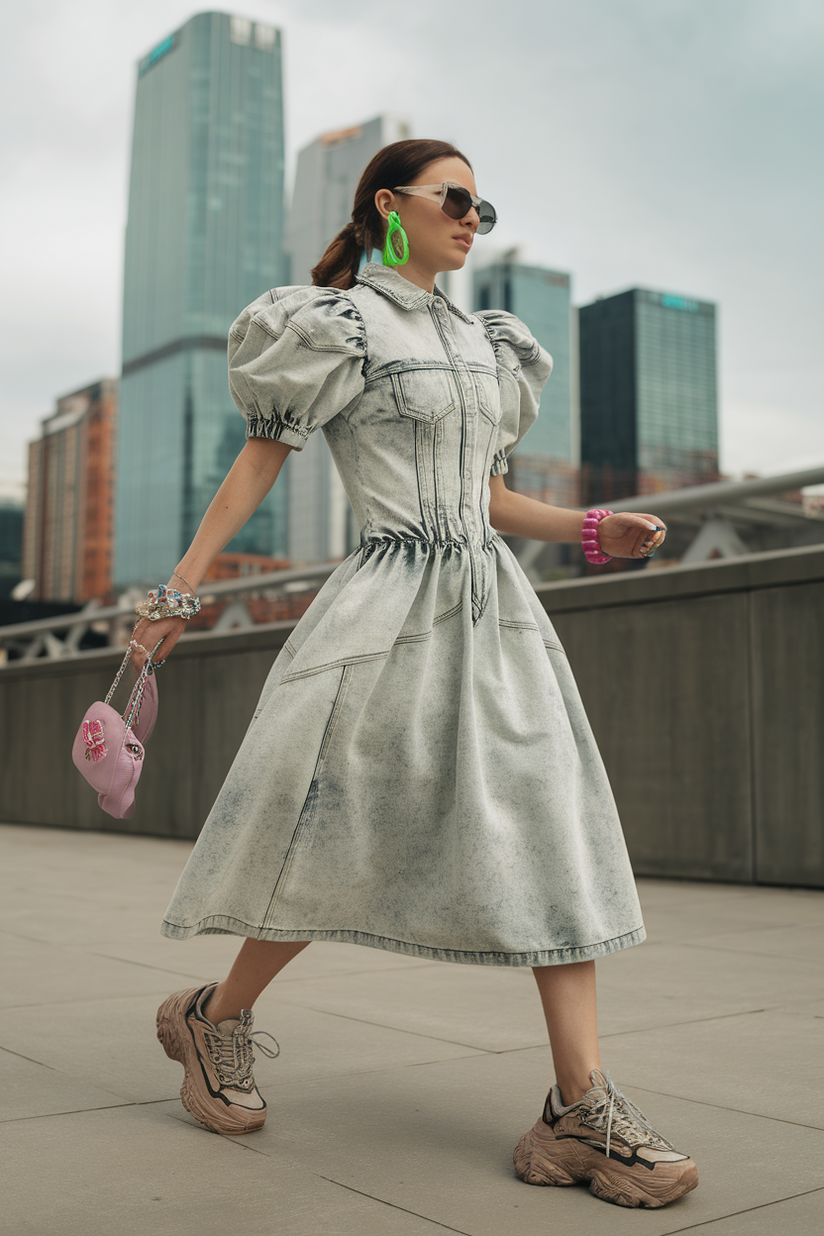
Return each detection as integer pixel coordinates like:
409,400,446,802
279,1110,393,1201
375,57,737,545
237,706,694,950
1,0,822,497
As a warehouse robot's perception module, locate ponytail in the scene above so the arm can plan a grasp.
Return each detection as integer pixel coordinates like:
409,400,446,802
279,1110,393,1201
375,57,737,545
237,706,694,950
311,221,369,291
311,138,472,290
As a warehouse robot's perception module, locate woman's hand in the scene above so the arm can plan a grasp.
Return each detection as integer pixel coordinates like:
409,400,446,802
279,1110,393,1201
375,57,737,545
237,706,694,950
129,615,188,668
597,513,667,560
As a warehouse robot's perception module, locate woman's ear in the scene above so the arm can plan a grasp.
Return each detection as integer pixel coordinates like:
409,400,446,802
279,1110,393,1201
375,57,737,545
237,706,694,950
374,188,395,221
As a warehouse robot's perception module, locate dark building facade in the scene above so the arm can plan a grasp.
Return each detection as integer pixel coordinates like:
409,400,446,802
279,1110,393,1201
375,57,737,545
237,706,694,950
0,500,24,599
579,288,719,504
115,12,286,587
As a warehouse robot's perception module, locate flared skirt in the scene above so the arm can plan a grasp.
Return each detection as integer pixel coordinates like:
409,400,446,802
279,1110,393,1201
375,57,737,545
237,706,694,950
161,536,645,965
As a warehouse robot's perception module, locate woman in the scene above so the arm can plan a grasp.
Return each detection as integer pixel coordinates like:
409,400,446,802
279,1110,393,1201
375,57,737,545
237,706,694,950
135,140,697,1210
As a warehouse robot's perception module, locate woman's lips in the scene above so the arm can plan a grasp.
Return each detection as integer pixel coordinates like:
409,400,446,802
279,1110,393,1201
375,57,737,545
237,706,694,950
453,235,472,250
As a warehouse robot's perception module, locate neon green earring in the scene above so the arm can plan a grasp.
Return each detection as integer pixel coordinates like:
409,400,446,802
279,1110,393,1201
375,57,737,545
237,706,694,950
382,211,409,267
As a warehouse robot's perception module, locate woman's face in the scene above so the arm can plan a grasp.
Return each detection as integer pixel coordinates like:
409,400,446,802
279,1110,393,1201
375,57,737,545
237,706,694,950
376,156,482,287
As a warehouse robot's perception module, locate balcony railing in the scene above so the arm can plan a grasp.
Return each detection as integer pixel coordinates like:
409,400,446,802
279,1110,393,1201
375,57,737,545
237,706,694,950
0,562,339,665
4,463,824,665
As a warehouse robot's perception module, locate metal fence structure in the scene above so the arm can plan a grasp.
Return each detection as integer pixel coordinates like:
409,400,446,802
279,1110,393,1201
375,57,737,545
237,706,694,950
4,465,824,666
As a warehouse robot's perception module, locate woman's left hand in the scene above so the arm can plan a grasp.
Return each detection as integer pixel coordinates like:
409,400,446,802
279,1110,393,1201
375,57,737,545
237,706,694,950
597,512,667,560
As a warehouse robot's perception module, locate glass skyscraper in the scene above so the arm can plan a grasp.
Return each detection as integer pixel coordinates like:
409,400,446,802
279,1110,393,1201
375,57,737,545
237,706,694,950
284,116,410,564
472,260,580,513
579,288,719,503
473,260,576,464
115,12,286,587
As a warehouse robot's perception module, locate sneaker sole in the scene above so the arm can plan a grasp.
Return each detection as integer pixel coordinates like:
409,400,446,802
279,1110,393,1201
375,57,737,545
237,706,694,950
156,987,267,1136
514,1117,698,1209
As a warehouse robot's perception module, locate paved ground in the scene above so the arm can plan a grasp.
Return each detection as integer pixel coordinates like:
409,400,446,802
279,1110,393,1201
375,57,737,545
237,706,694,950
1,823,822,1236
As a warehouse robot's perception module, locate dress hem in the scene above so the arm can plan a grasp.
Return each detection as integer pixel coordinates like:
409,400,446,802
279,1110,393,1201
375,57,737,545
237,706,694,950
159,916,646,967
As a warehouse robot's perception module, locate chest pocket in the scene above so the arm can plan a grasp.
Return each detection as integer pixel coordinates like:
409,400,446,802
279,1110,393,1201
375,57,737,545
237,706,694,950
391,367,459,423
475,371,504,427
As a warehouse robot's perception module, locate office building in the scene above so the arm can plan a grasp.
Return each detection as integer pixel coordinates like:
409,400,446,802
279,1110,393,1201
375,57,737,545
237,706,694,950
0,499,24,599
285,116,410,563
115,12,286,587
23,379,117,603
473,259,579,511
579,288,719,504
287,116,411,286
474,260,576,461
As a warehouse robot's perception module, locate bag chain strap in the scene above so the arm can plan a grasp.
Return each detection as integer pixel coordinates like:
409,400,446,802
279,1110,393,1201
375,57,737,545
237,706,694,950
104,641,164,731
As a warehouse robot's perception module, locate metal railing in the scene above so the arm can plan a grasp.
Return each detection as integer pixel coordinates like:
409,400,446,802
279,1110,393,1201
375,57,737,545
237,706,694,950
608,464,824,517
4,463,824,665
0,562,339,665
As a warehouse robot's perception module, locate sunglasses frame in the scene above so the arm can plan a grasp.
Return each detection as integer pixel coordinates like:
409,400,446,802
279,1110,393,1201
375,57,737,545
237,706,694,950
393,181,497,235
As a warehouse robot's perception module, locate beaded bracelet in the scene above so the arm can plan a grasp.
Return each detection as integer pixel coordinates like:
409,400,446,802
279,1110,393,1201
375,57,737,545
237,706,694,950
135,583,202,622
581,508,614,564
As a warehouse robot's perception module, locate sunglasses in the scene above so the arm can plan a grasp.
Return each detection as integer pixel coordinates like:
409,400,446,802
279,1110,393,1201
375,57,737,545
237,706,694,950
393,181,497,235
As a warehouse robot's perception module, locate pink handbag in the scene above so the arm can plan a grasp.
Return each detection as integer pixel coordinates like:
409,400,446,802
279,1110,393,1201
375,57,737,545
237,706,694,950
71,644,161,819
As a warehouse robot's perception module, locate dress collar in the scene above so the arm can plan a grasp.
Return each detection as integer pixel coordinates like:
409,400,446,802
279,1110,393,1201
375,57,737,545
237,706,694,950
356,262,474,324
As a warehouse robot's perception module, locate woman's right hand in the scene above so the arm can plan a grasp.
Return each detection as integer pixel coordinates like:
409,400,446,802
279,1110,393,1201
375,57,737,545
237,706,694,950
130,615,188,668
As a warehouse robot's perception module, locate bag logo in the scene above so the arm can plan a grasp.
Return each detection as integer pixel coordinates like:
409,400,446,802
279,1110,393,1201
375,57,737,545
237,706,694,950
82,719,107,763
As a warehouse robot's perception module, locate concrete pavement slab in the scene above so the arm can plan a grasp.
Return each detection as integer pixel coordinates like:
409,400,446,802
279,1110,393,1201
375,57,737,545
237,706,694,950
273,957,549,1053
268,938,822,1049
0,893,168,948
594,939,823,1035
684,923,824,966
87,936,442,984
0,931,199,1010
3,826,822,1234
210,1047,824,1236
632,880,758,908
665,1188,824,1235
599,1005,824,1128
783,995,824,1016
636,879,824,926
0,989,486,1104
3,1105,453,1236
0,1045,128,1122
0,826,185,898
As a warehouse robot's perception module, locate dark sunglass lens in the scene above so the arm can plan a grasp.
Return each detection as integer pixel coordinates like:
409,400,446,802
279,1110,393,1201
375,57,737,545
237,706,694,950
443,186,473,220
476,198,496,234
476,200,497,235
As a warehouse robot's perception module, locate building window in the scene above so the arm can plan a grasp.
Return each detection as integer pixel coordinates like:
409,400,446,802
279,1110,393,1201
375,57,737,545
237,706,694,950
254,24,277,51
230,17,252,45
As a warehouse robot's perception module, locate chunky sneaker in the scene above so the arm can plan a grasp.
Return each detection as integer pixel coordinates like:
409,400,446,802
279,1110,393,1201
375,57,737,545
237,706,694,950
514,1069,698,1208
156,983,279,1135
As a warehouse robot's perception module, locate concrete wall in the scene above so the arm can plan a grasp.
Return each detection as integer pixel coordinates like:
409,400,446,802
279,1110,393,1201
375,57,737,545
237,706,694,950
543,545,824,888
2,544,822,887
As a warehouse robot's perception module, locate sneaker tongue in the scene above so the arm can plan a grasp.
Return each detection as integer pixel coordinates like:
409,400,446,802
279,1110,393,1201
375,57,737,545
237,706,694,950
217,1018,240,1035
587,1069,610,1099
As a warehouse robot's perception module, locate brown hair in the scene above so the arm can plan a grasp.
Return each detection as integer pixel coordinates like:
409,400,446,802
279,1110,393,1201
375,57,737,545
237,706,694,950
311,139,472,290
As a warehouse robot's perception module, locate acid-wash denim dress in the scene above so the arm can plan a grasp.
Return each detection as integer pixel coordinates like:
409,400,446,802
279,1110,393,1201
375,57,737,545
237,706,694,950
161,262,646,966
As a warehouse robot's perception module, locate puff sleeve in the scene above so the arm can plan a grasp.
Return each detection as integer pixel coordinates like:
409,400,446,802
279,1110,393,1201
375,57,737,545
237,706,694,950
228,286,367,450
475,310,553,476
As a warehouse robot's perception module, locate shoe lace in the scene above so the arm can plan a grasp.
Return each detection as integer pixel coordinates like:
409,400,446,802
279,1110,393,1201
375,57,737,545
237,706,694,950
579,1070,675,1159
204,1009,280,1091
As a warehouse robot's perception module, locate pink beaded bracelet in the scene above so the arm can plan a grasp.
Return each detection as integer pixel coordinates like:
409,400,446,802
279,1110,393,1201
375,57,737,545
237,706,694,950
581,508,614,564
